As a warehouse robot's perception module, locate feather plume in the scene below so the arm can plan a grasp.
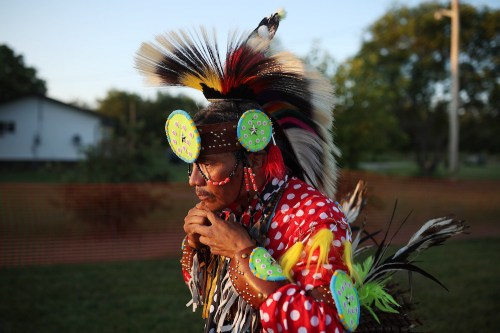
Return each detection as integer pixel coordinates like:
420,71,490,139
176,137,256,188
136,10,340,198
392,217,468,262
348,198,468,328
340,180,368,224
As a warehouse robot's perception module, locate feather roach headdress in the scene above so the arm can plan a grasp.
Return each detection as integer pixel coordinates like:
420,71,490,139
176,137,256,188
135,9,339,198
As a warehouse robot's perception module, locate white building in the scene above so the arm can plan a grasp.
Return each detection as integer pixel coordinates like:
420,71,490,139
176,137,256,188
0,95,109,162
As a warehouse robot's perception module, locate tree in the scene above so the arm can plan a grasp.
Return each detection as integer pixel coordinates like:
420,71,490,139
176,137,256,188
337,2,499,175
302,43,406,169
0,44,47,103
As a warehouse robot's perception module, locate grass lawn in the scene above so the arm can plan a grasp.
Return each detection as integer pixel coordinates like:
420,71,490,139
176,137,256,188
359,156,500,180
0,259,202,333
1,238,499,333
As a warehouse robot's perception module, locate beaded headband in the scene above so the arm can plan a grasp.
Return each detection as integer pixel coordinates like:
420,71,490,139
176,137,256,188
166,109,273,163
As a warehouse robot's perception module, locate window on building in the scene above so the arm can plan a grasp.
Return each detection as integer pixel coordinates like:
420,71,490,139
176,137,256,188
0,121,16,136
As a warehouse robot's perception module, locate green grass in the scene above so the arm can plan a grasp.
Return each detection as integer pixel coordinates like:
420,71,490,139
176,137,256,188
407,238,500,332
0,259,202,333
1,238,499,333
359,157,500,180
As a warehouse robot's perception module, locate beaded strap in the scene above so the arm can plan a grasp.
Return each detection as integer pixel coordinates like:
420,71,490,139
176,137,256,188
180,236,195,272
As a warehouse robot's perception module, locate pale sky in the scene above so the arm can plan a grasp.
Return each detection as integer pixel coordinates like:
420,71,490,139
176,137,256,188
1,0,498,108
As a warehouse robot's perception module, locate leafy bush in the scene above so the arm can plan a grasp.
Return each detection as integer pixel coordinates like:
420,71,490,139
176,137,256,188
60,126,172,231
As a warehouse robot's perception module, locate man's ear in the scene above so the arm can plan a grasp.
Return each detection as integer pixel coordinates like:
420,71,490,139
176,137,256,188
247,151,267,172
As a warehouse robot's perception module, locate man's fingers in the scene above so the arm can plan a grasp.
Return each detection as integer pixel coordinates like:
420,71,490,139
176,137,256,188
190,224,211,238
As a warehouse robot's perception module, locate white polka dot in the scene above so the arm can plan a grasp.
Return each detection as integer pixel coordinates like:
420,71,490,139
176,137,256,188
283,215,290,223
316,201,325,207
298,327,307,333
301,193,308,199
311,255,318,261
265,238,271,245
293,202,300,209
313,272,322,279
326,314,332,325
275,231,282,240
282,301,289,312
281,204,289,213
296,209,304,217
284,319,288,330
268,248,275,255
311,316,319,327
320,212,328,219
287,193,295,200
330,224,338,231
333,206,340,213
290,310,301,321
323,264,333,269
277,243,284,251
305,199,312,206
268,329,274,333
307,187,314,191
293,184,302,189
335,329,340,333
301,269,310,276
304,300,312,310
271,221,278,229
273,291,282,301
277,324,283,333
286,288,296,296
266,298,273,306
261,312,270,322
308,209,316,215
333,240,341,247
305,284,314,291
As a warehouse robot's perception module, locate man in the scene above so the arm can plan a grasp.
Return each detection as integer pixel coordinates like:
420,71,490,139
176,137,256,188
136,9,465,333
180,100,352,332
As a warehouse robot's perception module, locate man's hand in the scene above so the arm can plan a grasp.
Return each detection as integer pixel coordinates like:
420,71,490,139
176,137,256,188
184,203,255,257
183,202,211,249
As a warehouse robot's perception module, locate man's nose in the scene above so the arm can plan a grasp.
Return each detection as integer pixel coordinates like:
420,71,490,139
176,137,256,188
189,164,206,187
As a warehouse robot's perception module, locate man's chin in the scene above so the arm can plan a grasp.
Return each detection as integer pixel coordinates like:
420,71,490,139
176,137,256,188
200,200,224,212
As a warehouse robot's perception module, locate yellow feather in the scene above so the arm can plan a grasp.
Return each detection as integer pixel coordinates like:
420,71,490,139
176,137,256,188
306,229,333,271
279,241,304,282
343,240,362,285
179,72,222,92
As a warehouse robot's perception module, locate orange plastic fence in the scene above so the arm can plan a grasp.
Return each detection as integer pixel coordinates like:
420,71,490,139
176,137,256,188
1,173,497,266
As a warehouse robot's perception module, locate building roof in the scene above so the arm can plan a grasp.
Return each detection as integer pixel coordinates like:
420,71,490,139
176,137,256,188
0,94,111,122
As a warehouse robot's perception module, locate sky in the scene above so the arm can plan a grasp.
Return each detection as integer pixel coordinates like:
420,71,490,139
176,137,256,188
1,0,498,108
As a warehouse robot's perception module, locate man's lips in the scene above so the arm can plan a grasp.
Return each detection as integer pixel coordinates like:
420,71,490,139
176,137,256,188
196,188,213,201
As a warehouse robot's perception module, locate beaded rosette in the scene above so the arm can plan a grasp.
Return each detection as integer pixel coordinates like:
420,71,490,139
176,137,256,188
237,110,273,152
330,270,360,332
249,247,287,281
165,110,201,163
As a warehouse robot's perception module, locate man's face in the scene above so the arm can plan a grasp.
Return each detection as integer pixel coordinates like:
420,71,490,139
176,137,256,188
189,152,245,212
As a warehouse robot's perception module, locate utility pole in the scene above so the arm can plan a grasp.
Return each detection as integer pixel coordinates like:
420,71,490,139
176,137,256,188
435,0,460,177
